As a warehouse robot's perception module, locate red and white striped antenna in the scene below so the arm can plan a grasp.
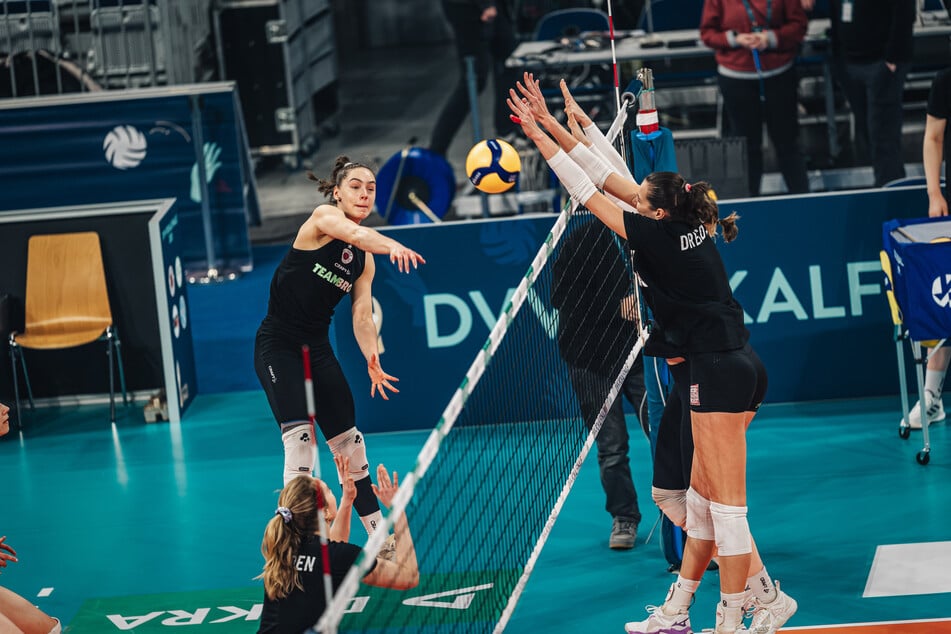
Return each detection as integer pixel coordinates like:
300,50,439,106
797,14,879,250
301,345,333,610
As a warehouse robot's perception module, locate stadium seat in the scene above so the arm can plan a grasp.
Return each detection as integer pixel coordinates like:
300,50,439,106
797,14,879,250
533,8,609,41
638,0,704,33
531,8,615,124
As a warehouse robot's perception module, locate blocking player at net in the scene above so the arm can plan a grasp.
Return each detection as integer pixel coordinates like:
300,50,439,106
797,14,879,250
508,75,796,634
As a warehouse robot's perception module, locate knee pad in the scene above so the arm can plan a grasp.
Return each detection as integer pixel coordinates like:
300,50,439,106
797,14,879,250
281,422,316,487
652,487,687,528
685,487,715,541
710,502,752,556
327,427,371,482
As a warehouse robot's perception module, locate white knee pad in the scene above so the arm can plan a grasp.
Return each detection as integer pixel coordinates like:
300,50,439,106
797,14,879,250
685,487,715,541
327,427,371,482
652,487,687,528
709,502,752,556
282,423,316,486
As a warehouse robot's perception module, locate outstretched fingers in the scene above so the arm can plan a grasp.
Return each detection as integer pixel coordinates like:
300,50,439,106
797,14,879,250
372,465,400,509
566,110,585,143
560,79,591,128
506,90,534,123
515,73,550,120
371,375,400,400
390,247,425,273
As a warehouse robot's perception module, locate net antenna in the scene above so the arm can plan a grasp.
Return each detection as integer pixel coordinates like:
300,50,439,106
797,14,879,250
302,345,334,609
314,79,648,634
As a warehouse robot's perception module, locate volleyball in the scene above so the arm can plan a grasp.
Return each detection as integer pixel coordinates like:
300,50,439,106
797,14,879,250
103,124,147,170
465,138,521,194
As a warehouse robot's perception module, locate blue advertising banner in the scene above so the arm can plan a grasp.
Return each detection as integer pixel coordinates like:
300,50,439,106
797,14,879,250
716,187,926,403
0,83,259,274
149,201,198,423
325,187,927,433
330,216,558,433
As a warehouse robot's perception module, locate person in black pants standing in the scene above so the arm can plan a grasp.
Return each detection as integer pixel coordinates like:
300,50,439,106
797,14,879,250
430,0,520,157
830,0,916,187
551,218,646,551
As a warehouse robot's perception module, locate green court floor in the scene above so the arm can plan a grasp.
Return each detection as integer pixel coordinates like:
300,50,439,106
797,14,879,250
1,392,949,633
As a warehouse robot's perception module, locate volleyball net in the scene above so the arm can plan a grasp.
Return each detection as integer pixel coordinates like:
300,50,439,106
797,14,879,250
317,118,645,634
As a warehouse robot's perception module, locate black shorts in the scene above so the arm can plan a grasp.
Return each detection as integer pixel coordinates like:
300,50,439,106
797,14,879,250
688,343,767,414
253,328,355,439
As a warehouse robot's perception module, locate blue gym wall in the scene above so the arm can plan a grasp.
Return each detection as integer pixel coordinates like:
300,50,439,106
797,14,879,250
189,185,930,433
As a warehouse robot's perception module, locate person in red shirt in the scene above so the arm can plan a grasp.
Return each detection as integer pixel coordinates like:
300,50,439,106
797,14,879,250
701,0,810,196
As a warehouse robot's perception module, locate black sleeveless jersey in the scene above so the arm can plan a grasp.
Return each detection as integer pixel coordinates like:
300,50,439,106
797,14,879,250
260,240,367,342
623,211,748,356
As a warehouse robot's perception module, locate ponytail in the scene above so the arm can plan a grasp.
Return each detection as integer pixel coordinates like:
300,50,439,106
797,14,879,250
643,172,738,242
718,211,740,243
257,476,322,599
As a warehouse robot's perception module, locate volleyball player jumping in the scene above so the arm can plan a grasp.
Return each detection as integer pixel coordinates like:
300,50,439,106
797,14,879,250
253,156,425,537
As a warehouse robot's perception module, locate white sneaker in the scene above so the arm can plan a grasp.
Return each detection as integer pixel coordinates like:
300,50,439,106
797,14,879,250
904,390,946,429
624,606,692,634
748,581,798,634
624,585,692,634
708,601,751,634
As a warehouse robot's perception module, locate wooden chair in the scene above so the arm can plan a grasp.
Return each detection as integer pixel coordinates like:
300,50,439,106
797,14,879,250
8,232,128,428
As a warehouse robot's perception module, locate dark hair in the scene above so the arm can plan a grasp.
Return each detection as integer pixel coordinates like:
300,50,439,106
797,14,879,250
306,155,375,201
643,171,739,243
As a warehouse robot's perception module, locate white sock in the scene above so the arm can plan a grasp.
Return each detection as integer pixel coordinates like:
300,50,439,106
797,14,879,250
664,576,699,614
925,367,947,399
746,566,776,603
360,510,383,535
281,424,316,486
716,591,747,630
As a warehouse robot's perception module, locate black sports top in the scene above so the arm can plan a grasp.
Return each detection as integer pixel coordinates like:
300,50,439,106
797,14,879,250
623,211,748,357
260,241,367,342
257,537,375,634
927,68,951,200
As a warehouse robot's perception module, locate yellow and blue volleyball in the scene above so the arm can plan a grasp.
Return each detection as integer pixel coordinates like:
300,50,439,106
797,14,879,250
465,138,521,194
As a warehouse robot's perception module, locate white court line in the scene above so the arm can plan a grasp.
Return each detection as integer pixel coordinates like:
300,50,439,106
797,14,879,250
37,588,53,597
864,541,951,597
